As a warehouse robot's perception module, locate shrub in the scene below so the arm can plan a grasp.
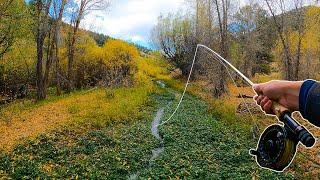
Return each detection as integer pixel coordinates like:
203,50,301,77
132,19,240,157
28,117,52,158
73,39,139,88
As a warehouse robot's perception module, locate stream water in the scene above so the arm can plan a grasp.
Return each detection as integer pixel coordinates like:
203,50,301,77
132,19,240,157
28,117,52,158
150,107,165,162
129,106,166,180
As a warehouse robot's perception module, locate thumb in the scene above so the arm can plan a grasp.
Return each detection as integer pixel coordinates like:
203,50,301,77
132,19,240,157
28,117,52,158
253,84,263,95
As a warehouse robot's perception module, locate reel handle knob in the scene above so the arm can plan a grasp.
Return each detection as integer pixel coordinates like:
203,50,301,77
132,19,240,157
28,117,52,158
297,128,315,147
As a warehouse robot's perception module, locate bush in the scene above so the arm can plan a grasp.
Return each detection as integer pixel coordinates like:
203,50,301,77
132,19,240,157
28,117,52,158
74,39,139,88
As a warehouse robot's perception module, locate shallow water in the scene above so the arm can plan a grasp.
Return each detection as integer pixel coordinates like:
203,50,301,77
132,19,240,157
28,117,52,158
150,107,165,163
151,108,164,141
129,106,166,179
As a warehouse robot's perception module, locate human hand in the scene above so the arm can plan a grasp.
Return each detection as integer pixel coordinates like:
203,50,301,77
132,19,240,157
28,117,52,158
253,80,303,115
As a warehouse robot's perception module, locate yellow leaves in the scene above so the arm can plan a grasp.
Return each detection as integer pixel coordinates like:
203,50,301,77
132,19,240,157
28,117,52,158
74,34,102,64
73,38,139,71
304,7,320,51
133,56,172,86
305,6,320,30
2,38,36,70
102,39,139,67
136,57,171,79
71,37,140,87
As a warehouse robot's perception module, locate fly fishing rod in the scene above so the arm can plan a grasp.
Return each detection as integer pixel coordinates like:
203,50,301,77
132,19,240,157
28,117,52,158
161,44,316,172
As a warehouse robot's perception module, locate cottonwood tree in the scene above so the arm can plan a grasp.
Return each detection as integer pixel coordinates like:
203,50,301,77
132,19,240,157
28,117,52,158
151,13,197,76
190,0,234,97
284,6,320,79
0,0,33,97
212,0,232,97
32,0,68,99
66,0,110,92
34,0,53,99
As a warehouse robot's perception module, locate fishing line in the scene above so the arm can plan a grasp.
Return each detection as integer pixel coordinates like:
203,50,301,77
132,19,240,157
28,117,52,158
159,44,255,126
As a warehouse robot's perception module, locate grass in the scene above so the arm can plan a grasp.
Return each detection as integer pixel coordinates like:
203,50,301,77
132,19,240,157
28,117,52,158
0,85,158,151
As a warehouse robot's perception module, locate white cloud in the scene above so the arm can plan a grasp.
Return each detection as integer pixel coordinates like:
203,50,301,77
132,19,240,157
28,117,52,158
79,0,185,47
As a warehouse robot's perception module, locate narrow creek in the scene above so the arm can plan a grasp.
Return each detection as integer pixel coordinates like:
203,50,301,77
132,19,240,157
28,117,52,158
129,101,171,180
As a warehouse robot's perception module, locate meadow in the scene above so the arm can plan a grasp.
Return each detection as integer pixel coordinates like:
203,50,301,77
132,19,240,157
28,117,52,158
1,54,311,179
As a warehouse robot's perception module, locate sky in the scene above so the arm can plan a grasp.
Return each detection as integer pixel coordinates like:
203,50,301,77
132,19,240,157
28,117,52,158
80,0,186,48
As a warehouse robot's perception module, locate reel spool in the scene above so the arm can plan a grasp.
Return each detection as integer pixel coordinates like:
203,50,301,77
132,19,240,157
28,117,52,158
250,125,297,171
250,104,316,171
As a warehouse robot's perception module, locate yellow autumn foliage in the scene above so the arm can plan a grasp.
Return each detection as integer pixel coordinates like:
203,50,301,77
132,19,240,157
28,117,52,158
64,37,141,87
102,39,139,67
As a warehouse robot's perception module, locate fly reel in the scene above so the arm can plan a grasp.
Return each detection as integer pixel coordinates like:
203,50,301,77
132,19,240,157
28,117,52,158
250,124,297,171
250,103,316,171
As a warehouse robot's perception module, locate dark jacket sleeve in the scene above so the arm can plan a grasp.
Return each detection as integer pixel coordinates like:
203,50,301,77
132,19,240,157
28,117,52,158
299,80,320,127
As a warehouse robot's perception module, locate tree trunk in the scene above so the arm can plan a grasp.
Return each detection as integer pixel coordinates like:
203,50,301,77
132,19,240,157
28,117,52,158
36,1,45,100
55,39,61,96
35,0,52,100
295,37,302,80
67,16,81,92
214,0,228,98
43,29,54,92
196,0,200,41
36,36,46,100
54,25,61,95
54,0,66,96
